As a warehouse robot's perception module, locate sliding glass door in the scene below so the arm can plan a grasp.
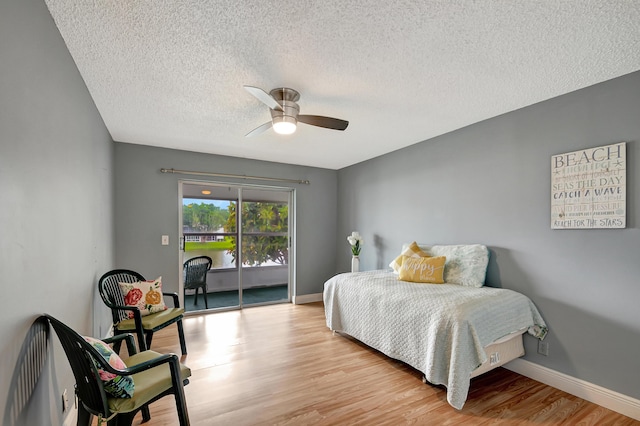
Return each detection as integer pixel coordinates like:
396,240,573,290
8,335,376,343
237,188,290,309
180,182,292,313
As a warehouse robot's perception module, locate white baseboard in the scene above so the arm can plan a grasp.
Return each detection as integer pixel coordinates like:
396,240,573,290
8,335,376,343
505,358,640,421
292,293,323,304
62,407,77,426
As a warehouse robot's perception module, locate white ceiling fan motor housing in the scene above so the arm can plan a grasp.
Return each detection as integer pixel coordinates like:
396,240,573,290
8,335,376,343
270,88,301,134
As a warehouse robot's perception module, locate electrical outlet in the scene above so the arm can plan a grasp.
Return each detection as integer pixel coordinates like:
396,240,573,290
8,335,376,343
538,340,549,356
62,389,69,413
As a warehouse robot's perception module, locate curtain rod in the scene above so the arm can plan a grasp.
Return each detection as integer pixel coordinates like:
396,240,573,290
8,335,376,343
160,168,310,185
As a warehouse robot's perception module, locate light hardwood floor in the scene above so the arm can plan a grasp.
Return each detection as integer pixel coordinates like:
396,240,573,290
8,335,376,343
116,302,638,425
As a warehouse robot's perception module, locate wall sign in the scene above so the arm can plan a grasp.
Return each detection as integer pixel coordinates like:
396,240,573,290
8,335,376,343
551,142,626,229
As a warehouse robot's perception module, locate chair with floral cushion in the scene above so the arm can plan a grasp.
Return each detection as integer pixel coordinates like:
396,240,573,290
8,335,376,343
44,314,191,426
98,269,187,355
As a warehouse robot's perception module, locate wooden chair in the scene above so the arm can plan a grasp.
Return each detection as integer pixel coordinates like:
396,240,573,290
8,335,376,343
98,270,187,355
44,314,190,425
183,256,212,309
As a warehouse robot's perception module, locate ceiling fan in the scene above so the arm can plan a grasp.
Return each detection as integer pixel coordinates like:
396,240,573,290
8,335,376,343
244,86,349,137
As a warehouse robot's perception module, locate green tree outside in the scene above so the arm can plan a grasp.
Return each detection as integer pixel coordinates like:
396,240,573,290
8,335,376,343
225,201,288,266
183,202,229,231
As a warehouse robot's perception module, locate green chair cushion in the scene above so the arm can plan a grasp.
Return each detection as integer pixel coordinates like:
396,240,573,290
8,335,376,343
108,350,191,414
116,307,185,331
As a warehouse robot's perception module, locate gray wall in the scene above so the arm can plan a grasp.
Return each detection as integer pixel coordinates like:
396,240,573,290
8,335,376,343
337,71,640,399
0,0,115,424
114,143,337,297
3,0,638,419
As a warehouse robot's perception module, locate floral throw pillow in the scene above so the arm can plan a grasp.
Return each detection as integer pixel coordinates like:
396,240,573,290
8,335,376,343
118,277,167,318
83,336,135,398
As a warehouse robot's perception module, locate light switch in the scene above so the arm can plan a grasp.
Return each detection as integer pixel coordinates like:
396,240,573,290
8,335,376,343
161,235,169,245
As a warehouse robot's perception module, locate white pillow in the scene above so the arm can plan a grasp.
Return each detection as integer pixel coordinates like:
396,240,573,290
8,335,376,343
388,241,430,273
399,243,489,287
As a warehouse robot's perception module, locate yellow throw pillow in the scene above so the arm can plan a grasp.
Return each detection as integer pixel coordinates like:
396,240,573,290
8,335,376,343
398,256,446,284
389,241,431,273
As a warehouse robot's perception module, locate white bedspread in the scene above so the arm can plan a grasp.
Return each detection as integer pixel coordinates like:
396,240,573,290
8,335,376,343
323,270,547,410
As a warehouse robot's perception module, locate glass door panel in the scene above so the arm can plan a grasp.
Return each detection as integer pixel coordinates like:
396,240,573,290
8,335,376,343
182,185,239,312
239,188,290,306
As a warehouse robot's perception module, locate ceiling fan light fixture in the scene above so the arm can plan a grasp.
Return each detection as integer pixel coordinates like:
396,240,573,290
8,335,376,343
244,86,348,137
272,116,297,135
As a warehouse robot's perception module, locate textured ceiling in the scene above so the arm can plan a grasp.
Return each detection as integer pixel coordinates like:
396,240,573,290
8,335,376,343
44,1,640,169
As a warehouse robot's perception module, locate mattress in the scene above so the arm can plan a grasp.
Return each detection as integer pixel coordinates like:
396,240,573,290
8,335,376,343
470,330,525,379
324,270,547,409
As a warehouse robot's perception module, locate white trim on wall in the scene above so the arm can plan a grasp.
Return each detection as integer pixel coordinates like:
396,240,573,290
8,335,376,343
292,293,323,304
62,408,77,426
506,358,640,421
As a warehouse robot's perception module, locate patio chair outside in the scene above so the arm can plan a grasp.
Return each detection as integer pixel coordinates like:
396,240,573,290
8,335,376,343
183,256,212,309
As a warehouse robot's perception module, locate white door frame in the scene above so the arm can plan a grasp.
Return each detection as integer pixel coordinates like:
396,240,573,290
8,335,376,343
178,179,295,313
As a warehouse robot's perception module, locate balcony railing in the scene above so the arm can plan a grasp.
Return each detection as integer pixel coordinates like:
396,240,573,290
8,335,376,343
183,232,288,293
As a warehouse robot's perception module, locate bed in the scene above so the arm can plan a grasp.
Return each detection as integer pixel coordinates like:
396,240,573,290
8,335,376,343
323,243,547,410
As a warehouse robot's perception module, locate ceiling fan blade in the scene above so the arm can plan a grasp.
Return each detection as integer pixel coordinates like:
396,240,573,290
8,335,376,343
298,115,349,131
244,86,283,111
245,121,273,137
